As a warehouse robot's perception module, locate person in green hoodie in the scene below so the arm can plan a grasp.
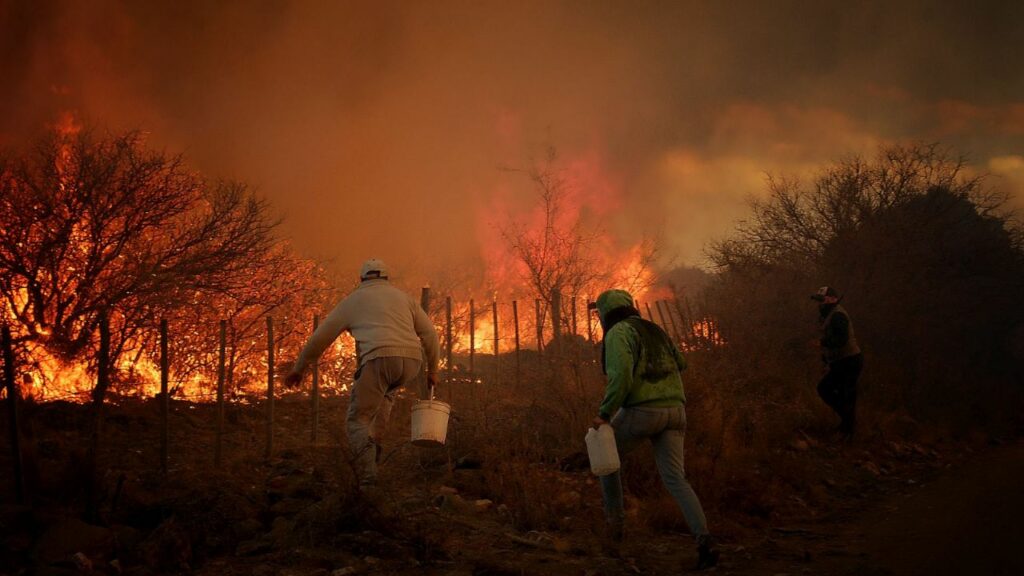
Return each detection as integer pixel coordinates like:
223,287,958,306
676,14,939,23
591,289,718,570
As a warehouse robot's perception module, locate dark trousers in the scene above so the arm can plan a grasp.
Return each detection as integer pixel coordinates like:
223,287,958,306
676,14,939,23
817,353,863,434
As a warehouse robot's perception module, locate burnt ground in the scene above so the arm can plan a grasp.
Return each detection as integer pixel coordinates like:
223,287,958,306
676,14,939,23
1,395,1022,576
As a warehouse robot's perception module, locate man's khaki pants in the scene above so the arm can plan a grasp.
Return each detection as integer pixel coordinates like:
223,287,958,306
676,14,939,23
346,356,422,486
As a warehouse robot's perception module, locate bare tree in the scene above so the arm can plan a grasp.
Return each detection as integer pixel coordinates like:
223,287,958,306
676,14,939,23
0,128,327,397
705,142,1024,424
709,143,986,271
498,149,604,305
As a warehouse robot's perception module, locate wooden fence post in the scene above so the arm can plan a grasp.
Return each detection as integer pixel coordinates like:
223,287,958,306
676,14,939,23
445,296,453,380
551,289,562,356
663,301,679,344
420,287,431,314
589,297,598,342
265,316,274,458
570,296,578,337
491,300,499,356
674,298,693,348
682,296,698,347
215,319,226,467
2,325,25,503
227,322,236,391
512,301,521,386
469,299,475,375
492,300,500,385
159,318,169,476
570,295,581,363
535,299,544,356
310,314,320,443
86,313,111,522
654,300,668,332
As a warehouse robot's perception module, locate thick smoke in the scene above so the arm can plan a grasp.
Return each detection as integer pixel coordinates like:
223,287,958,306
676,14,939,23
2,0,1022,278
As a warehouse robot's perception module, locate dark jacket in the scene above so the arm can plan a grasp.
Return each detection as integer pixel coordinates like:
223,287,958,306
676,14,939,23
820,304,861,363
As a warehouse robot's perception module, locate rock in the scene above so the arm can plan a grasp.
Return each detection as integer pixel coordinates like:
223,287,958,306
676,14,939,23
271,497,314,517
268,517,297,549
331,568,360,576
474,499,493,511
790,439,810,452
236,518,264,541
139,517,192,571
557,452,590,472
552,491,580,511
32,518,116,567
454,456,483,469
110,524,142,558
438,486,459,495
72,552,92,571
860,461,882,476
279,569,328,576
285,476,321,500
435,494,473,514
450,469,489,495
236,539,272,557
30,567,77,576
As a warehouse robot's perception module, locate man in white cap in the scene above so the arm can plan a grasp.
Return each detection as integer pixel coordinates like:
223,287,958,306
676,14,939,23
286,258,440,489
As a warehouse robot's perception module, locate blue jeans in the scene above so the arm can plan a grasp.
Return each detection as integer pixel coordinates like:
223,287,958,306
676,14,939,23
600,405,710,543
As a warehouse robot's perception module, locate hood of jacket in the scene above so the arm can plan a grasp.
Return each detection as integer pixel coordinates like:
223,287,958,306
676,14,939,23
596,289,636,329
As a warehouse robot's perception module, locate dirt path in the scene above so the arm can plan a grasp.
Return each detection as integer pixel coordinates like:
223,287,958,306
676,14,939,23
850,440,1024,576
726,440,1024,576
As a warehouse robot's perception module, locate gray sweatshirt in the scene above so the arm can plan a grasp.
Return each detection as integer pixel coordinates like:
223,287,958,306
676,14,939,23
292,279,440,376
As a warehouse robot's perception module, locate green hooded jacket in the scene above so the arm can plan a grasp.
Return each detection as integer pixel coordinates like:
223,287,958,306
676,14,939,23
596,290,687,419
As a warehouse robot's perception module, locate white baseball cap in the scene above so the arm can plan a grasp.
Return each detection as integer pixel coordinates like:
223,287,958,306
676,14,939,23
360,258,388,280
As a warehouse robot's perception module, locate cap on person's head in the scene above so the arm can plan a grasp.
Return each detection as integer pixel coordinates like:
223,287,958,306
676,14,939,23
360,258,388,280
810,286,839,302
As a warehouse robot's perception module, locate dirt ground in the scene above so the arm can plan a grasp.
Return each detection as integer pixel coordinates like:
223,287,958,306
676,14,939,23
1,396,1022,576
722,441,1024,576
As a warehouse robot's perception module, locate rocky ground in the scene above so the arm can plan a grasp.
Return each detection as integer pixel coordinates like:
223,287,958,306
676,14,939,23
1,395,1021,576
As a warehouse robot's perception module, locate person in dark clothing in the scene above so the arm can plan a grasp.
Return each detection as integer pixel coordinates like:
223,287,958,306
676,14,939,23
811,286,863,436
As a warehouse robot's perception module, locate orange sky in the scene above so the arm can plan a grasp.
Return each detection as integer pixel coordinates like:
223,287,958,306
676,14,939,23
2,0,1023,286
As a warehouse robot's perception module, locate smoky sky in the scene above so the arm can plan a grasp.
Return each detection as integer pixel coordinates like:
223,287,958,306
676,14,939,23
3,0,1023,285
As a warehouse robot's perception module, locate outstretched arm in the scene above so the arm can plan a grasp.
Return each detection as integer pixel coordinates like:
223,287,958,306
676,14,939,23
288,300,350,385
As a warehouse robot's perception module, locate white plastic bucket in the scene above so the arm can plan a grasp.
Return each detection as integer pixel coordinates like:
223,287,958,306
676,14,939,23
585,424,620,476
410,399,451,446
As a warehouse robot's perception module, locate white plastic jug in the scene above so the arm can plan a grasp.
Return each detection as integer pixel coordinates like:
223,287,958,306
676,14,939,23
410,399,451,446
585,424,620,476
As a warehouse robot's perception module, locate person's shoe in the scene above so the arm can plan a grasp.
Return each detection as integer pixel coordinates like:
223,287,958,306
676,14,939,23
696,540,719,570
